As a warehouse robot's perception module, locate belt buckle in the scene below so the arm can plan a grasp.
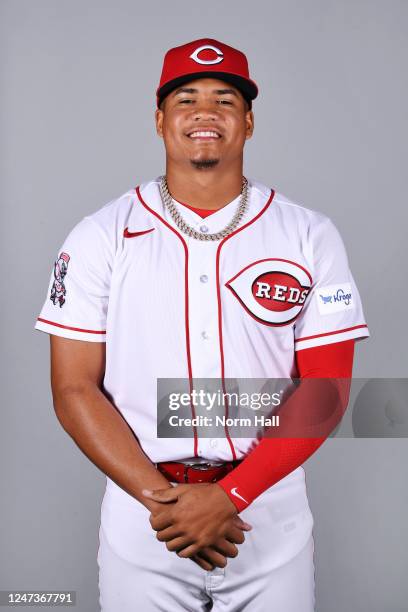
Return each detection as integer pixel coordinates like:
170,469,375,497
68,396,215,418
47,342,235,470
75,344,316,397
186,461,225,470
183,462,225,482
183,464,193,483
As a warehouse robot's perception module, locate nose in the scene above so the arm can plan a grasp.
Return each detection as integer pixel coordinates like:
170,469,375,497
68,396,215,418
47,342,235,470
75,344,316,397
191,99,220,122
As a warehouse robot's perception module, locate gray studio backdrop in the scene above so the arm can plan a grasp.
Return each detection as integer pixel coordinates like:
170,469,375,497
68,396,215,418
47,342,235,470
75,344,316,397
1,1,407,611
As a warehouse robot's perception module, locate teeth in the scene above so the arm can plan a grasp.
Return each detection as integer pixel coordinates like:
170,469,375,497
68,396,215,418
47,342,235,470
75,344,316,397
189,131,220,138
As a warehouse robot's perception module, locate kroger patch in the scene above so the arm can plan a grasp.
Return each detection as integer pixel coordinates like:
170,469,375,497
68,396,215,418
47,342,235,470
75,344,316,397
317,283,354,315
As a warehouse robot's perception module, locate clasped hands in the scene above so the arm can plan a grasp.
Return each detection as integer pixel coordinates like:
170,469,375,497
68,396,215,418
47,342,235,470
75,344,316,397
142,483,252,571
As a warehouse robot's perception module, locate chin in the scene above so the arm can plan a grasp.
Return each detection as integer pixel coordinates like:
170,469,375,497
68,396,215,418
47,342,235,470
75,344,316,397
190,158,220,170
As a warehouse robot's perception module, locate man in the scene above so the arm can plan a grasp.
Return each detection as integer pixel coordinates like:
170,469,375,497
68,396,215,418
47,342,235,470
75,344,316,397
35,38,369,611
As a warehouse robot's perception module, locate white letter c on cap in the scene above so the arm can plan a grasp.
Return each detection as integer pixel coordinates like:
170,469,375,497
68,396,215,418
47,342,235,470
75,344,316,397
190,45,224,65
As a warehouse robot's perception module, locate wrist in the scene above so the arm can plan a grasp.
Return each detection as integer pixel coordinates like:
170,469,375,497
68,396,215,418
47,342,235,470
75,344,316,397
139,479,173,512
211,482,239,514
215,479,250,513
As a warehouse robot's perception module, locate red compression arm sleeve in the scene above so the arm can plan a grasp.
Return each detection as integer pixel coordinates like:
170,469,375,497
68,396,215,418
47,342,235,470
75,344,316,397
216,339,355,511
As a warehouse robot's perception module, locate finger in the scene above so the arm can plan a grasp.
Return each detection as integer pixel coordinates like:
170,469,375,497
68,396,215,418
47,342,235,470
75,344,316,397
156,526,184,542
174,543,201,558
142,488,179,503
190,555,214,571
224,526,246,545
149,513,174,531
233,517,253,531
212,539,239,558
165,536,194,553
191,547,227,568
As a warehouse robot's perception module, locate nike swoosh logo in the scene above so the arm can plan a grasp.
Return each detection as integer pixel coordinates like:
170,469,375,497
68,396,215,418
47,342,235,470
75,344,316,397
231,487,249,504
123,227,155,238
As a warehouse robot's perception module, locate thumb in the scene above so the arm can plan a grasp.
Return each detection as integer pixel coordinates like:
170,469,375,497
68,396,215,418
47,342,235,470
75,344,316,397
142,487,179,503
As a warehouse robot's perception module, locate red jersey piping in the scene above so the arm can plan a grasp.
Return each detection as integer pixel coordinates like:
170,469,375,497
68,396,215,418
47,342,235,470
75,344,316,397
295,324,368,343
216,189,276,460
37,318,106,334
135,186,198,456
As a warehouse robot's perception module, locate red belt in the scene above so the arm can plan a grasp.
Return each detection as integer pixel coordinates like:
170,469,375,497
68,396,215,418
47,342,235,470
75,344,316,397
156,461,242,484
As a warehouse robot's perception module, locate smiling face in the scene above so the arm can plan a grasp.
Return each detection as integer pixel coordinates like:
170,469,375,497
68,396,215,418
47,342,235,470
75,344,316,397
155,77,254,172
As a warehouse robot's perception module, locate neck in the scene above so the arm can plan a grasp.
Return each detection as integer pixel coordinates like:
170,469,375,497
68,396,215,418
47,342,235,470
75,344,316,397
165,162,244,210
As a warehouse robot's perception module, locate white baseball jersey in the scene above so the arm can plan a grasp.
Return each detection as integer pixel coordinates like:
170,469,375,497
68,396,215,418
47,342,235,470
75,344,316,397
34,177,369,465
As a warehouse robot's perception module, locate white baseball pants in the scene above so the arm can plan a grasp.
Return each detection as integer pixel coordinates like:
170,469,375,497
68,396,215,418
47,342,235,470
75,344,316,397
97,468,315,612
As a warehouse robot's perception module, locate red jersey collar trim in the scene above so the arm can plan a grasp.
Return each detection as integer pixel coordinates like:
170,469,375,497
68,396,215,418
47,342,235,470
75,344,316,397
134,178,275,235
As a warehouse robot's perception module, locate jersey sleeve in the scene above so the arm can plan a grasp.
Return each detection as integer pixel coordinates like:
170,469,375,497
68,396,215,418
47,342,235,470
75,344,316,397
34,216,112,342
294,217,369,351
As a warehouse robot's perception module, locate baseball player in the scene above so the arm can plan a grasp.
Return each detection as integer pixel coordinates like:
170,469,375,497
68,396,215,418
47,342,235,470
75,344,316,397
34,38,369,611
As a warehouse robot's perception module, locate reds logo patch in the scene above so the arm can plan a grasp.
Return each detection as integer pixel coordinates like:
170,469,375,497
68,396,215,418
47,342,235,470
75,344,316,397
226,259,312,326
50,251,70,308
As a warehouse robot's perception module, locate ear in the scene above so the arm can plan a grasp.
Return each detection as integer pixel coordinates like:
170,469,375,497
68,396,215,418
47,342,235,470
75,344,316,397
245,109,254,140
155,108,164,138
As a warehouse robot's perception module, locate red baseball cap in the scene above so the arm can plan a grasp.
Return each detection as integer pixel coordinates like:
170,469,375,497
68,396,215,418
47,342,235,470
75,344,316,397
156,38,258,109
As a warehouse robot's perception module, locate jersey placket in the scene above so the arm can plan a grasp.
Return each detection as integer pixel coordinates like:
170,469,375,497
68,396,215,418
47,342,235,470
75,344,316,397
187,238,220,379
181,207,241,460
164,200,241,383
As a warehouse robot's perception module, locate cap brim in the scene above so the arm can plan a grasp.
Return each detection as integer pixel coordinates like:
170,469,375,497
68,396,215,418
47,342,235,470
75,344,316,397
157,72,258,108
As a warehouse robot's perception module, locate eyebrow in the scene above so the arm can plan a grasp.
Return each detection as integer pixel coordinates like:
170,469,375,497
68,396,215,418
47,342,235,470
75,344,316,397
172,87,239,98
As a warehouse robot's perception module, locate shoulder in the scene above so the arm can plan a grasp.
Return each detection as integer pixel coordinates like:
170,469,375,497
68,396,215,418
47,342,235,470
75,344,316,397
86,178,161,236
62,186,142,257
251,178,339,235
85,187,137,235
274,188,330,227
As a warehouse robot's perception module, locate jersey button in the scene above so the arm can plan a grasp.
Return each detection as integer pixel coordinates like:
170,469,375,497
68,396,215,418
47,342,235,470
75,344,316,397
201,331,210,340
200,274,208,283
200,225,209,233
